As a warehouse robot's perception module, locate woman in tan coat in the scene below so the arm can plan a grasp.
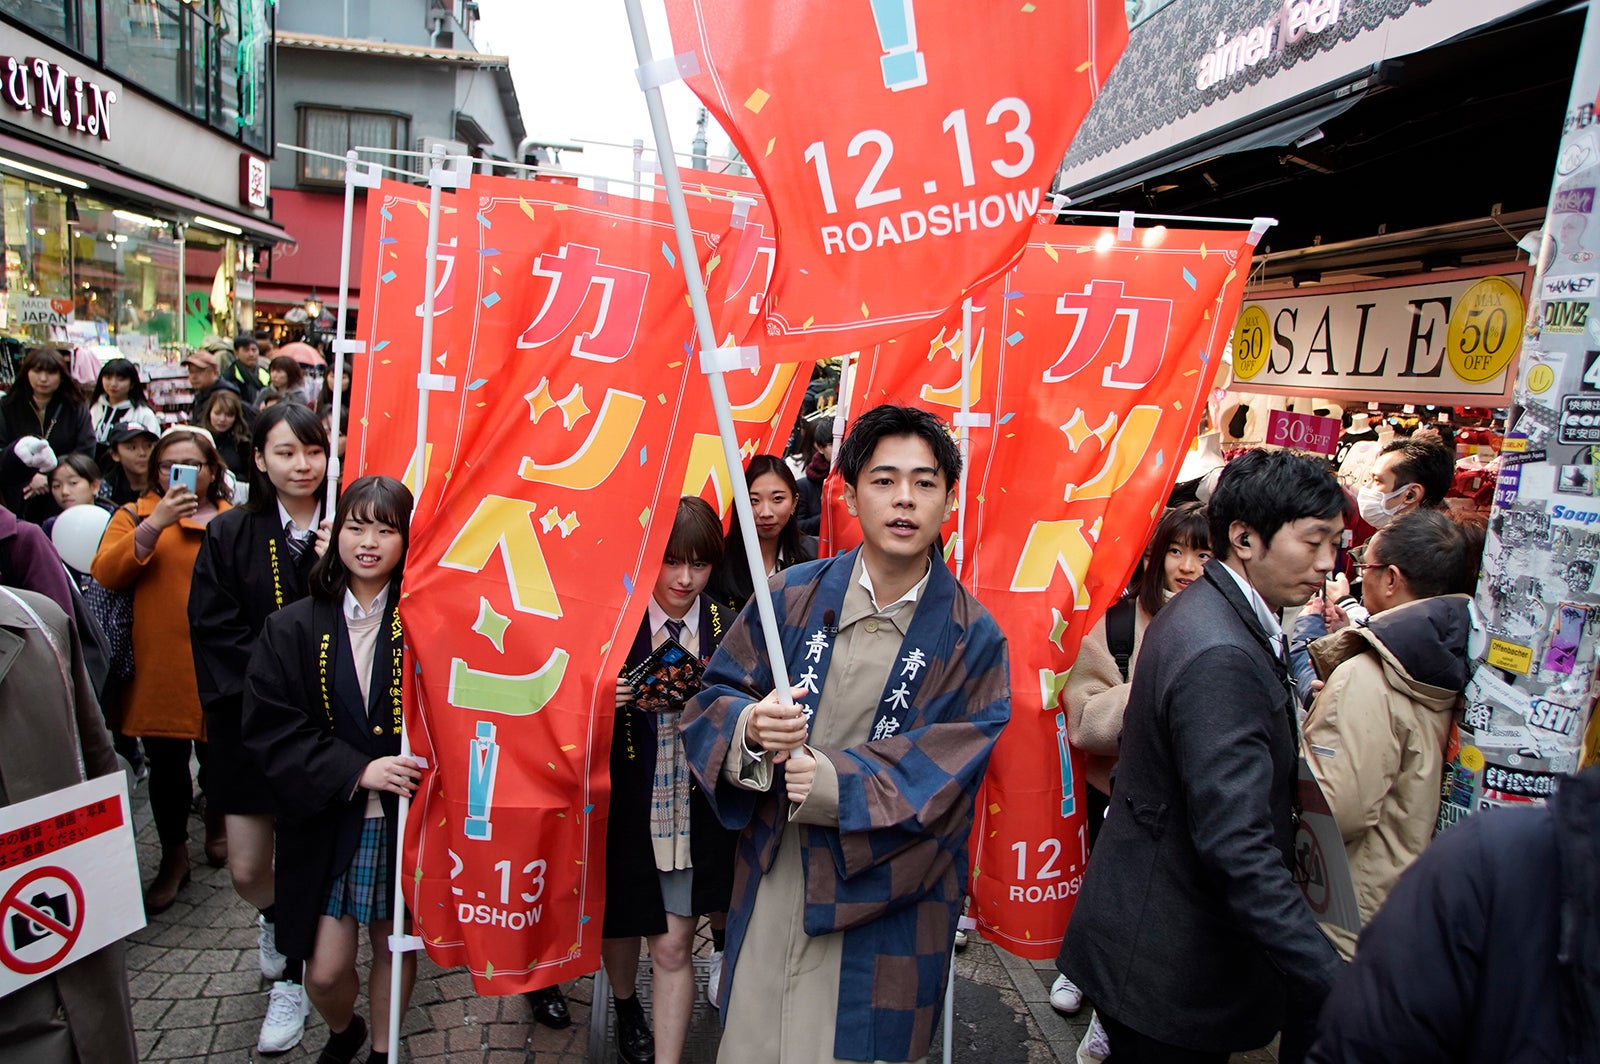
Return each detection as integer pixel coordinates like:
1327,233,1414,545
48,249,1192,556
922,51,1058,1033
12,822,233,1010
93,428,232,913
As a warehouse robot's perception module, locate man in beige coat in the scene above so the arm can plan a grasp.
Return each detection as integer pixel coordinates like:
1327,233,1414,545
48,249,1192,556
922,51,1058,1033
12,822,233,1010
1302,510,1479,958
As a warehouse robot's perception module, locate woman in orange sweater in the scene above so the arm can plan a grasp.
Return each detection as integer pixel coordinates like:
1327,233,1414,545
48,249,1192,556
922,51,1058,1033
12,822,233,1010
93,428,232,913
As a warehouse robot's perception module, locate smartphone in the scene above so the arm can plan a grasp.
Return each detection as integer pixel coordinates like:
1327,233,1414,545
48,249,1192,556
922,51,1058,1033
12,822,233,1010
170,464,199,494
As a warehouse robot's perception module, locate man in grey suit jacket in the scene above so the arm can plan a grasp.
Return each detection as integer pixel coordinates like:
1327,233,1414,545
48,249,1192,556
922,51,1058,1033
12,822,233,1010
1061,448,1347,1063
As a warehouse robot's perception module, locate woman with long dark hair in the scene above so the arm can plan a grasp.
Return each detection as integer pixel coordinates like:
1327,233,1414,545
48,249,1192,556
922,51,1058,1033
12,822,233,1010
201,388,254,479
92,428,233,913
0,347,95,522
189,402,330,1055
243,475,418,1064
88,357,161,452
706,454,817,612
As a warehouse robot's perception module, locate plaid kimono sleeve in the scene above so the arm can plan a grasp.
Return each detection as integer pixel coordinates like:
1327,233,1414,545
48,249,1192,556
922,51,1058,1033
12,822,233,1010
822,614,1011,880
682,598,777,832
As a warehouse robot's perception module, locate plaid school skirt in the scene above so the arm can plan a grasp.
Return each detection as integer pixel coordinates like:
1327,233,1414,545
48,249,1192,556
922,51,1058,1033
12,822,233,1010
322,817,393,923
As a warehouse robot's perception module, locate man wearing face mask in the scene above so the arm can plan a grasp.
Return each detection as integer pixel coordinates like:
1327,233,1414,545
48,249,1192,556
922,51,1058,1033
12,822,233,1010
1292,436,1457,707
1060,449,1347,1064
1355,436,1454,531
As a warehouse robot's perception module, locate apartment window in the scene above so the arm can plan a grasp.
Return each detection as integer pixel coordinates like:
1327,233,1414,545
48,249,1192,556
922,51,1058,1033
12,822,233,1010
298,106,410,188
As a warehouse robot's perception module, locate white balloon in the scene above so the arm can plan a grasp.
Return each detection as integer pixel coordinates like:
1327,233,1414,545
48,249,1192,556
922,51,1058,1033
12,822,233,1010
51,505,113,573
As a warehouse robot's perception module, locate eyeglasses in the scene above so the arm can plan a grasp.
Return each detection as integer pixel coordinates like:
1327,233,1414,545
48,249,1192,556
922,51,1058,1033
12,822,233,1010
1353,562,1387,572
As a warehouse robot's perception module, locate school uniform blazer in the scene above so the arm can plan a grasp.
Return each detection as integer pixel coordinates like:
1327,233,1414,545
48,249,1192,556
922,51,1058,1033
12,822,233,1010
189,505,318,813
1060,560,1343,1054
604,593,737,938
242,589,403,961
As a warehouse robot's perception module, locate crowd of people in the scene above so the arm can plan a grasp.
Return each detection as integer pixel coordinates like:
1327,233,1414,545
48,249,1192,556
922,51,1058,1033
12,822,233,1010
1,344,1594,1064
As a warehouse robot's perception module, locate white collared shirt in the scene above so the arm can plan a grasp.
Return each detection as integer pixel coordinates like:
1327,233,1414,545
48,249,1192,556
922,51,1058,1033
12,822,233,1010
277,499,317,541
858,562,931,617
643,592,700,643
1217,561,1287,658
343,583,390,621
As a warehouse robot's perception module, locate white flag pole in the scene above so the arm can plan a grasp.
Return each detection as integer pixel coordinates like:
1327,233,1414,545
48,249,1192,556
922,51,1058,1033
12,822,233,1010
620,0,797,707
954,298,975,581
385,141,462,1058
326,150,380,515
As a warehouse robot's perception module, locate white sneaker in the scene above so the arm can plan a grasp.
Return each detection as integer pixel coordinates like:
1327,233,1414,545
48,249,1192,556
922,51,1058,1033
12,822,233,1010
1050,973,1084,1014
257,980,308,1053
257,915,287,981
953,928,968,949
705,950,724,1004
1076,1011,1110,1064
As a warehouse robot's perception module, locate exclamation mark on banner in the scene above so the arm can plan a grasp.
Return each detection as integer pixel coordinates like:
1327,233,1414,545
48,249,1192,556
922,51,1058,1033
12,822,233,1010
465,720,500,841
869,0,928,91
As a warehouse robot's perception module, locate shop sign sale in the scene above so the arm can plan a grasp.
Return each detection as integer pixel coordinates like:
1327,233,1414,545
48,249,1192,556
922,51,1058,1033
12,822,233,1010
1230,267,1528,401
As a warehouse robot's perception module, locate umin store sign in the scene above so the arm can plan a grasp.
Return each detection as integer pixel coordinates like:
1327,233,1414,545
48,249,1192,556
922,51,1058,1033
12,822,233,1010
0,56,115,141
1229,267,1529,402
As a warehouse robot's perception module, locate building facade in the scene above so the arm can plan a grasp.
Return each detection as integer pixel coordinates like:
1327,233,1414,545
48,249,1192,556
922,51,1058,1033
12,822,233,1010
0,0,285,386
264,0,526,341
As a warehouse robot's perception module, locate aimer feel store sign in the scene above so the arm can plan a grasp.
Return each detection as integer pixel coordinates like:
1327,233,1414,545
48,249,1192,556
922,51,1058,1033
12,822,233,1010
1,56,116,141
1198,0,1343,90
1229,266,1529,403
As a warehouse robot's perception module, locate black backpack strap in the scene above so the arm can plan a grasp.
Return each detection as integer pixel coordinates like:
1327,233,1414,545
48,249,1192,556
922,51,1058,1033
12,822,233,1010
1106,598,1137,683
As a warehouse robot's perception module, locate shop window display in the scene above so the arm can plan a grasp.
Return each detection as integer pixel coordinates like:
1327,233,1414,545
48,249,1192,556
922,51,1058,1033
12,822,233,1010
0,176,73,368
69,200,180,362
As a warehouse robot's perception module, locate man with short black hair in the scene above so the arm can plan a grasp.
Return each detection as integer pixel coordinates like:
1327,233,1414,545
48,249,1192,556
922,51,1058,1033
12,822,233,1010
1357,435,1454,529
224,334,270,404
684,404,1010,1064
1301,510,1478,958
1061,448,1346,1064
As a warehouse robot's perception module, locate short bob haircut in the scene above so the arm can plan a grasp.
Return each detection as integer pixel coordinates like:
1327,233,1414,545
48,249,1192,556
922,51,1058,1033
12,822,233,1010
1136,502,1211,617
1208,449,1345,562
91,357,151,409
244,403,329,513
835,404,962,489
268,354,305,393
666,495,724,567
6,347,85,409
1378,435,1455,508
309,475,414,600
148,428,232,504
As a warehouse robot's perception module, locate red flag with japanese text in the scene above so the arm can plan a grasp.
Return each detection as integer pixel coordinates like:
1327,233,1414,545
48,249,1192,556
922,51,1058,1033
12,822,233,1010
343,180,466,517
398,179,712,992
669,173,811,515
665,0,1126,361
821,225,1254,958
965,225,1255,958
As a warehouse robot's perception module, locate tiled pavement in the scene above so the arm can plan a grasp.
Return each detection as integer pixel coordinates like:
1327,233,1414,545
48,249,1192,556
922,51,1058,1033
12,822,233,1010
126,775,1278,1063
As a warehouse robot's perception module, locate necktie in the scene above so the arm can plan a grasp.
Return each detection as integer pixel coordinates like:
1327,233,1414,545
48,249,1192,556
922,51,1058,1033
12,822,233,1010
285,529,311,561
664,619,686,646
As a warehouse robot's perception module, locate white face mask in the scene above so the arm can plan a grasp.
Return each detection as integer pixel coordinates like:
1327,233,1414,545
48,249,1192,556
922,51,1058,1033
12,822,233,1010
1357,484,1410,528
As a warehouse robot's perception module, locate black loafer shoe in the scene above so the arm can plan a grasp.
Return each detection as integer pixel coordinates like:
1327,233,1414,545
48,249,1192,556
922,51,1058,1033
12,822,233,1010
614,994,655,1064
525,985,572,1030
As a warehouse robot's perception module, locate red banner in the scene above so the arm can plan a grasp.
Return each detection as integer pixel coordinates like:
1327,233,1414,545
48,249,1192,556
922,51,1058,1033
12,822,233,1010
399,179,714,992
824,225,1253,958
344,181,466,517
665,0,1126,362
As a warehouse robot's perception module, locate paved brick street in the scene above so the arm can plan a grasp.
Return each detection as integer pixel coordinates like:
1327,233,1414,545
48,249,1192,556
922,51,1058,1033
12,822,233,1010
125,777,1277,1063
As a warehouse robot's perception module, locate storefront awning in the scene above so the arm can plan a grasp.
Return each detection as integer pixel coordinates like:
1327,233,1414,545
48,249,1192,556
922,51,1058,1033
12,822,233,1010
0,131,291,245
1058,0,1552,201
252,282,361,311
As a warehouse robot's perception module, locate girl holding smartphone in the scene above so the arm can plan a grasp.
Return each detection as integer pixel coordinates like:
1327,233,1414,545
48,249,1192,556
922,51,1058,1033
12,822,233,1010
189,403,329,1055
92,428,232,913
242,475,419,1064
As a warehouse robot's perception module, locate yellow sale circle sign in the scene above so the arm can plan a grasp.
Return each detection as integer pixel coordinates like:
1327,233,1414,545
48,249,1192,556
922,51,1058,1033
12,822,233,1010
1447,277,1524,384
1232,305,1272,380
